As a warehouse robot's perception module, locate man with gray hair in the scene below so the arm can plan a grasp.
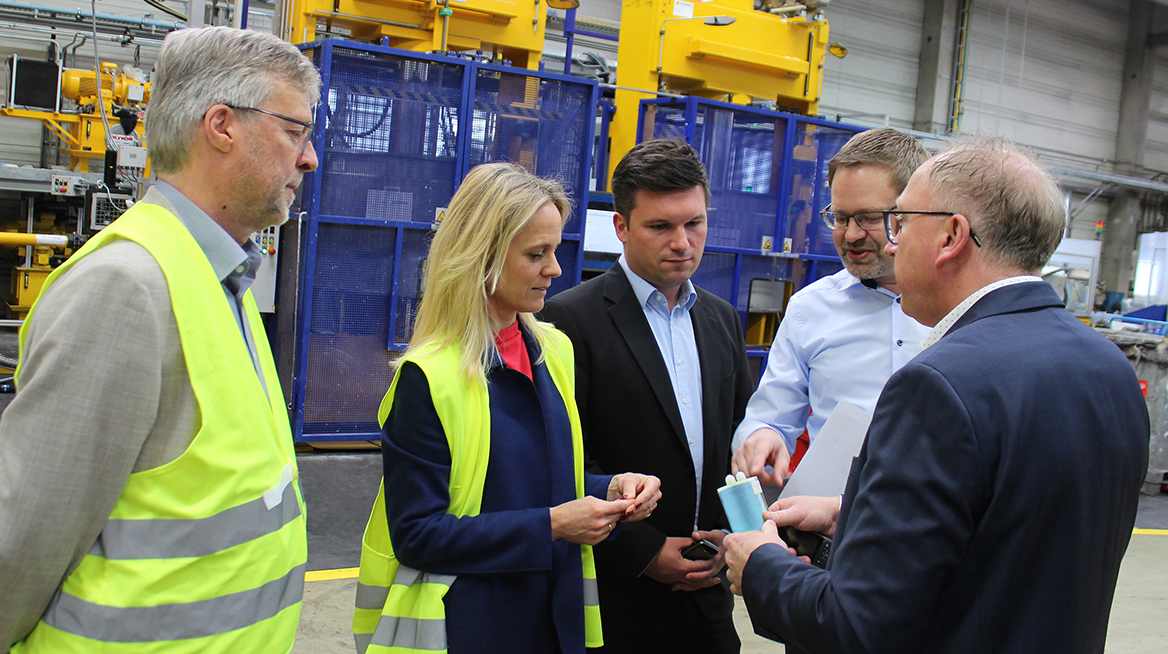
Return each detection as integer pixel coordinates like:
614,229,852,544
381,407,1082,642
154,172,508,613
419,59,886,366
725,137,1149,654
0,27,319,652
732,127,930,486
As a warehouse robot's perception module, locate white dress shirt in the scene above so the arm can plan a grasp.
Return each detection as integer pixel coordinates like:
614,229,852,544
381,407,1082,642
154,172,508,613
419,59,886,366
732,268,930,455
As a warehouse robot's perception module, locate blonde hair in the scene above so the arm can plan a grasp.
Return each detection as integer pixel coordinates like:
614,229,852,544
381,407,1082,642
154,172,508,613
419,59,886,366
402,162,571,381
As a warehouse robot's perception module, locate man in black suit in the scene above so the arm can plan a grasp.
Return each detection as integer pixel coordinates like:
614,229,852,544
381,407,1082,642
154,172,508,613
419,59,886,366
540,139,752,653
724,137,1150,654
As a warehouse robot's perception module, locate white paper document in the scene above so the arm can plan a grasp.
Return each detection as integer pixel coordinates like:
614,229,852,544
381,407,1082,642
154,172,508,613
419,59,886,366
779,400,871,499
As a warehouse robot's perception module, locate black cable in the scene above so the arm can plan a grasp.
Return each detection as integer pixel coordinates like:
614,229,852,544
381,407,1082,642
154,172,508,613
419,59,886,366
143,0,187,21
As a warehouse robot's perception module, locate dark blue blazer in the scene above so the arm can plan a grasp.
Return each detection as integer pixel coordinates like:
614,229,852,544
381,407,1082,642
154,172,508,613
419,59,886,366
742,282,1150,654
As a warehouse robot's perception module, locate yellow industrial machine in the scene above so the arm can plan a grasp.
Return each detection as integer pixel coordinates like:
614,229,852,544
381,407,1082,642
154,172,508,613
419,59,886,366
611,0,833,177
0,231,86,318
1,61,151,174
282,0,547,69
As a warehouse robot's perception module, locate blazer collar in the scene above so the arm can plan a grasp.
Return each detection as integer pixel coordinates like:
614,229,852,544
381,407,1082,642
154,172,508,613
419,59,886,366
948,281,1063,335
602,266,690,447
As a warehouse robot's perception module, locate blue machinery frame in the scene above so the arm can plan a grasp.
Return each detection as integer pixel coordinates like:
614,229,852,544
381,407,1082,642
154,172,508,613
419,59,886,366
283,39,598,441
631,95,863,320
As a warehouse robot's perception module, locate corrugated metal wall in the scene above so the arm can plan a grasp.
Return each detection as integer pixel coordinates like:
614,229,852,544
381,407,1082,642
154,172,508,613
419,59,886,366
958,0,1127,162
815,0,927,129
1145,38,1168,173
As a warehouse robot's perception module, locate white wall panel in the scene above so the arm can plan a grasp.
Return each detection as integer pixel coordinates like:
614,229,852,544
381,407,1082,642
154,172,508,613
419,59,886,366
1145,47,1168,173
814,0,926,129
958,0,1127,161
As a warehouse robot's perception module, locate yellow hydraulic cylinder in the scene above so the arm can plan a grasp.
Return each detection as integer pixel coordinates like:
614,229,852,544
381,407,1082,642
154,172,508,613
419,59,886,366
284,0,545,69
610,0,830,180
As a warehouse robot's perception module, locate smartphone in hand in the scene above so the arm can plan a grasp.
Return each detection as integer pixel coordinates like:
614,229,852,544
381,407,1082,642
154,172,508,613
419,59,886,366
680,538,719,561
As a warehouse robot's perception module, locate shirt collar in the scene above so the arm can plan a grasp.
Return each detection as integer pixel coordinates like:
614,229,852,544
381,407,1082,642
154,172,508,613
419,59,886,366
846,271,899,299
920,275,1043,350
151,180,252,284
618,254,697,311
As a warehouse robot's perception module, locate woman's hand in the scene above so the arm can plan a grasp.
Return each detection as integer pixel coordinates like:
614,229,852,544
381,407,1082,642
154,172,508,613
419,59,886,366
551,496,634,545
607,473,662,522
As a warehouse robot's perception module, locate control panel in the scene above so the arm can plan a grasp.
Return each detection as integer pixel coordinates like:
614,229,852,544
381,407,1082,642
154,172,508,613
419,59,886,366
251,225,280,313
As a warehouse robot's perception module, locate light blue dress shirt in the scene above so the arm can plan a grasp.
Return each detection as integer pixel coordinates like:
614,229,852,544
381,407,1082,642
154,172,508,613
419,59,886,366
152,180,267,392
618,255,705,529
732,268,929,455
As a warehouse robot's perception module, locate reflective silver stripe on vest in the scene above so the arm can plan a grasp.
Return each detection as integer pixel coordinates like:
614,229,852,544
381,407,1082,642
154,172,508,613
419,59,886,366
42,563,305,642
355,632,374,654
583,575,599,607
87,483,301,560
370,615,447,651
364,567,457,652
355,582,391,611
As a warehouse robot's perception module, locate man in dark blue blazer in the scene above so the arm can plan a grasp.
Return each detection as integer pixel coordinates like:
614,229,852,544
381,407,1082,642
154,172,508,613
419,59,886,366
724,136,1150,654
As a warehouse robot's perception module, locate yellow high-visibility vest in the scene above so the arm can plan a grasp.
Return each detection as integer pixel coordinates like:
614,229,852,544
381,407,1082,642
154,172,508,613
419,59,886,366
12,201,306,654
353,332,602,653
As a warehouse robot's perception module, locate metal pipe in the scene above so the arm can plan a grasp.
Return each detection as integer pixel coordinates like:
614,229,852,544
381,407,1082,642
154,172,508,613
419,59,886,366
1054,167,1168,195
947,0,972,134
0,0,184,31
441,0,451,51
306,8,428,32
0,30,60,61
0,232,70,247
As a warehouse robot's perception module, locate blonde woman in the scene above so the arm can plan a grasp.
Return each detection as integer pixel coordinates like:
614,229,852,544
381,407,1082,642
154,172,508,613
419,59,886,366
354,163,662,654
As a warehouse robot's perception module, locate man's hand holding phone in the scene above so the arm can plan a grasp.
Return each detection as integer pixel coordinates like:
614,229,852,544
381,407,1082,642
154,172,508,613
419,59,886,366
644,531,727,592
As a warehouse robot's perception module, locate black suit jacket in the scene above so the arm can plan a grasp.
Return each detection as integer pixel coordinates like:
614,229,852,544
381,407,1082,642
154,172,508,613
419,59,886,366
742,282,1150,654
540,265,753,633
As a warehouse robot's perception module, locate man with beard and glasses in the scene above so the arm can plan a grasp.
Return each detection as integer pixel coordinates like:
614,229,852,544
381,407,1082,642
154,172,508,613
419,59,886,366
0,27,318,653
731,128,930,487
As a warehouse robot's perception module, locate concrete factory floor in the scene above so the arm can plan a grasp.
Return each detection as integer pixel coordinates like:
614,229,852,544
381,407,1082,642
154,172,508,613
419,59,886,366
291,453,1168,654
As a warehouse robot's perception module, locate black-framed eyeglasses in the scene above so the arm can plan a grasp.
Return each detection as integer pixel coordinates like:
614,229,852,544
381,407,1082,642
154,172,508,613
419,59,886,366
222,104,314,150
883,210,982,247
820,205,887,233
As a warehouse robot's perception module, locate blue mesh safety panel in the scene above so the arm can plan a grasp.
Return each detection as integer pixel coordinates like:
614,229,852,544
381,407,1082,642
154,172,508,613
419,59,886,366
393,227,433,346
643,103,787,252
737,255,795,313
466,68,593,236
317,46,463,223
643,105,688,142
786,121,862,257
690,250,736,303
699,106,786,251
274,219,302,405
282,43,596,441
548,237,580,298
811,260,844,284
303,222,397,435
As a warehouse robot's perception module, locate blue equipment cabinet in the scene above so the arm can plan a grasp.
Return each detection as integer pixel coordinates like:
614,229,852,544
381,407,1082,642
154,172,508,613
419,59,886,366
636,97,863,323
275,39,598,442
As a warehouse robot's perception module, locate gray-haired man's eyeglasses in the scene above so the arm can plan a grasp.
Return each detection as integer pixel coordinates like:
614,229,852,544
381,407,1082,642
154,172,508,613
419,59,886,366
222,104,314,151
883,210,982,247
